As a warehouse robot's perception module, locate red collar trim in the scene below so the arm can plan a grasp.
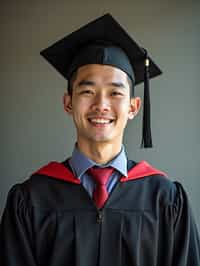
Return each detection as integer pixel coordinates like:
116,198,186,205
33,160,166,183
33,162,81,184
120,160,167,182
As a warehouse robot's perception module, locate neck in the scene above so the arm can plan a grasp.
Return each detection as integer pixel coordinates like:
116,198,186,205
77,141,122,164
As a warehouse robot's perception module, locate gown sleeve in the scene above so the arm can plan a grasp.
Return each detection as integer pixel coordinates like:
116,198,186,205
172,182,200,266
0,184,38,266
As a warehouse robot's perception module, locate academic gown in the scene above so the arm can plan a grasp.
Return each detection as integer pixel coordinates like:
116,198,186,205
0,160,200,266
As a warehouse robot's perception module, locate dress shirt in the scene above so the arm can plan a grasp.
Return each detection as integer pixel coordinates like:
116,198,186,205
68,145,128,197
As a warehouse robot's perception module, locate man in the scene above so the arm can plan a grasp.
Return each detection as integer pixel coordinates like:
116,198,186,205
0,14,199,266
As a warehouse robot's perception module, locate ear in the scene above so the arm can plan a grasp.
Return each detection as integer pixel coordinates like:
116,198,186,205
63,93,73,114
128,97,141,120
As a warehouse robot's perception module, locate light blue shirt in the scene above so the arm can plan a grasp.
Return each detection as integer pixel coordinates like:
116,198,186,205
69,145,128,197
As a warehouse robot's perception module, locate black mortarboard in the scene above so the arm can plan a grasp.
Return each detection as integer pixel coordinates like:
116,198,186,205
40,13,162,148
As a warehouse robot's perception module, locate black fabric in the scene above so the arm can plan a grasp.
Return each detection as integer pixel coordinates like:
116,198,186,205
40,14,162,86
66,43,135,85
1,161,200,266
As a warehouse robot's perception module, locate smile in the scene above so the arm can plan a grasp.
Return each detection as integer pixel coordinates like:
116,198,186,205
88,118,114,124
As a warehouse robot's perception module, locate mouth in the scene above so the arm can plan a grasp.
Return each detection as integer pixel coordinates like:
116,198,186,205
88,118,115,126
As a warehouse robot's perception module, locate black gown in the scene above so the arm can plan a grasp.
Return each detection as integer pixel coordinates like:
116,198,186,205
0,160,200,266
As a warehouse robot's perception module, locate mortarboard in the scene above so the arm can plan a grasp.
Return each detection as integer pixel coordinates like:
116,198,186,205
40,13,162,148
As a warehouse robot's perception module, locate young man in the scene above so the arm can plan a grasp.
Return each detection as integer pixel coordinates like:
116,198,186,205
1,14,200,266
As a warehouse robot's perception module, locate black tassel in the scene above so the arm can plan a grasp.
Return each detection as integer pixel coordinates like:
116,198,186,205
141,50,153,148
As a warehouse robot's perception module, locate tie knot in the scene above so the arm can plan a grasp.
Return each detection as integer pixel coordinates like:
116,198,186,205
87,166,114,185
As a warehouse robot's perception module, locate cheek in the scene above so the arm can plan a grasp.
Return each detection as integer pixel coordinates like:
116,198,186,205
116,100,130,115
72,98,91,118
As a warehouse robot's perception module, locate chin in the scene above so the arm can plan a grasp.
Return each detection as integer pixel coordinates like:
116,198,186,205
91,137,112,143
89,133,121,144
85,134,111,143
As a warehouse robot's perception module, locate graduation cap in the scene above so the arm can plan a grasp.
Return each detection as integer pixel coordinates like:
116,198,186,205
40,13,162,148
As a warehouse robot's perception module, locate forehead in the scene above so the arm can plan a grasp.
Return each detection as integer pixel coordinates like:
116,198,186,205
74,64,129,84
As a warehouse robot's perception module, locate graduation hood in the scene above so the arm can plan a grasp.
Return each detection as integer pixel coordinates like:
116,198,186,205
33,160,166,183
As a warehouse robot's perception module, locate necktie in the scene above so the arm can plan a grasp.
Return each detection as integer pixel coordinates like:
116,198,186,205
87,166,114,208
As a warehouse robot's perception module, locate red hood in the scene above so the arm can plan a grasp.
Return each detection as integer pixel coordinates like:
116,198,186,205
33,160,166,183
120,160,166,182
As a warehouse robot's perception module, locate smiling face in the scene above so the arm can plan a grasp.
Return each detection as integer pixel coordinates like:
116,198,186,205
63,64,141,150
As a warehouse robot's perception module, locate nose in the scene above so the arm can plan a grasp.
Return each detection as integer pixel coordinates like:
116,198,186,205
91,93,111,112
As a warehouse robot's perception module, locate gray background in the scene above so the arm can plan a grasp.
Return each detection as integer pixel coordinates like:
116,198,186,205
1,0,200,229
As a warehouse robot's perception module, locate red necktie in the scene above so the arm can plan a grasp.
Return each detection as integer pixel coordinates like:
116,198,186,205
87,166,114,208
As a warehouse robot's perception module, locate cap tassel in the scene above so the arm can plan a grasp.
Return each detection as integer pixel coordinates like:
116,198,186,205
141,51,153,148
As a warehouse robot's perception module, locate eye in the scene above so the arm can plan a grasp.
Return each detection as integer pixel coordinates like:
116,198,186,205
111,91,124,96
80,89,94,95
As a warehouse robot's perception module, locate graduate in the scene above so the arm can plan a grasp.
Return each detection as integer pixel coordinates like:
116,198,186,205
0,14,200,266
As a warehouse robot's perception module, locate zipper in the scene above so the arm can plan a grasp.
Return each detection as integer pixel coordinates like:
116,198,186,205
97,210,103,223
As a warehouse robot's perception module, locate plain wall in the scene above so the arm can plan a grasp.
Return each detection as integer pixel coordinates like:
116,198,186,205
1,0,200,229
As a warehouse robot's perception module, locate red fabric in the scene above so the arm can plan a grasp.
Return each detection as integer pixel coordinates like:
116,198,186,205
34,160,166,184
34,162,81,184
87,167,114,208
120,160,166,182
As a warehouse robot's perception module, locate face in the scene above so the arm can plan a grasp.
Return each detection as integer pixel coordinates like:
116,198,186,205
63,64,141,148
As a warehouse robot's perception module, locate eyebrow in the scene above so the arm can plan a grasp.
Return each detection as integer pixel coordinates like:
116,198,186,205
77,80,95,87
77,80,126,89
109,82,126,89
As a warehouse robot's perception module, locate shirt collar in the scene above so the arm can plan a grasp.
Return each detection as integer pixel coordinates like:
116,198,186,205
69,144,128,179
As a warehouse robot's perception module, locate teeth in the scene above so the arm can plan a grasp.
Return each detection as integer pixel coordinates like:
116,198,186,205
90,118,111,124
